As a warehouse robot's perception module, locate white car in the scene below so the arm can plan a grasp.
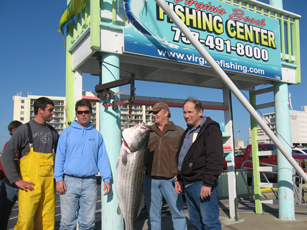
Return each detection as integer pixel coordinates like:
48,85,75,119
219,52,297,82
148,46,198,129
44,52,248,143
292,147,307,155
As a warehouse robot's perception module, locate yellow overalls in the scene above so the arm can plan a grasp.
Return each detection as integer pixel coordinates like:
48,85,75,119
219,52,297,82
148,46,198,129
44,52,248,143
15,124,55,230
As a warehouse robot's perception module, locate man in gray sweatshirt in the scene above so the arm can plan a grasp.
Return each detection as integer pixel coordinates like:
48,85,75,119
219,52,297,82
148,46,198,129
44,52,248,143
1,97,59,230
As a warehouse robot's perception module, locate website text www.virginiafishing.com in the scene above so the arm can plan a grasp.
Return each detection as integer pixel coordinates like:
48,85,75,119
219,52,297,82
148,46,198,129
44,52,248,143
157,49,266,75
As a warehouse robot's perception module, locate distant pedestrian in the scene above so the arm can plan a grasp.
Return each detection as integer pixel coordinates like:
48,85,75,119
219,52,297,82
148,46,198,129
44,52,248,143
0,120,22,230
175,98,224,230
54,99,112,230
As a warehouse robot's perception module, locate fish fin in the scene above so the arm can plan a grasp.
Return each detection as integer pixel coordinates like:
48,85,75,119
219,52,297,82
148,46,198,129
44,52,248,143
116,144,127,169
122,152,128,165
117,205,122,215
137,193,145,217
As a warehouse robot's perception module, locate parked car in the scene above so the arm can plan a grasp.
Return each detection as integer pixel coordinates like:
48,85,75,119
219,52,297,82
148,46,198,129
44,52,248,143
223,144,307,184
292,147,307,155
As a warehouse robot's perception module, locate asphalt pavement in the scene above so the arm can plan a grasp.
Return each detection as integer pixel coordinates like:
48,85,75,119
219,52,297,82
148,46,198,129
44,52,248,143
6,183,307,230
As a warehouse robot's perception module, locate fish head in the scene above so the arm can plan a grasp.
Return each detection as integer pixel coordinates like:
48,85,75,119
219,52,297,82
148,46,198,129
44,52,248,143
122,123,150,152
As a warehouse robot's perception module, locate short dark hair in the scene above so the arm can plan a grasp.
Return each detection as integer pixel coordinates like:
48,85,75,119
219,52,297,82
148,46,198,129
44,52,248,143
8,120,23,131
34,97,54,115
183,97,203,112
75,99,92,113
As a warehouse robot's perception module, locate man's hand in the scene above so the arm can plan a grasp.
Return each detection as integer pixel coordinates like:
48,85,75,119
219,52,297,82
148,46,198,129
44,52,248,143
15,180,35,192
56,180,67,194
103,182,111,195
200,185,212,199
175,181,183,194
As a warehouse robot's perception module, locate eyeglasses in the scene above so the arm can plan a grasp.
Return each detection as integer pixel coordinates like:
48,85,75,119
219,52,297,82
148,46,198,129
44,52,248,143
77,110,91,115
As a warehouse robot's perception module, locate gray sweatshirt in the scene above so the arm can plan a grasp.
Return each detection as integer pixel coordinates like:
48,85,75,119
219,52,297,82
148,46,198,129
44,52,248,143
1,120,59,184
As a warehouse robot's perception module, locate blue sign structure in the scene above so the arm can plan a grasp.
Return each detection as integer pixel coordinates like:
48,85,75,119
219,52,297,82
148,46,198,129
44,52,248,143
124,0,282,80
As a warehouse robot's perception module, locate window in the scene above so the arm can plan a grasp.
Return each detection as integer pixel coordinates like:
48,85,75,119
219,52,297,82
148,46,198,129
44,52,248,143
55,101,63,106
20,111,24,115
20,117,24,121
261,144,277,151
21,100,24,103
21,106,24,109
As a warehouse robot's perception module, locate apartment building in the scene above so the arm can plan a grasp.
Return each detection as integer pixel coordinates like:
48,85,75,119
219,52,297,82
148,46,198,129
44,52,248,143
13,94,66,134
248,106,307,146
83,91,154,128
12,92,153,133
120,103,154,128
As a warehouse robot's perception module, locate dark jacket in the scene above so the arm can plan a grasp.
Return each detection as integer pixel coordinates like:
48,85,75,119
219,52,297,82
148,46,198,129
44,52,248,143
145,121,184,178
177,117,224,187
0,142,19,186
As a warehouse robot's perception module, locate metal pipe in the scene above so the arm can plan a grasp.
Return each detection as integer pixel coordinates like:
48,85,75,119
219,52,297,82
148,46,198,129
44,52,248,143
154,0,307,183
100,54,123,230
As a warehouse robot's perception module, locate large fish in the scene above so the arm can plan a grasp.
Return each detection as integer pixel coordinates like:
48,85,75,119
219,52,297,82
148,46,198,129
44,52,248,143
116,123,150,230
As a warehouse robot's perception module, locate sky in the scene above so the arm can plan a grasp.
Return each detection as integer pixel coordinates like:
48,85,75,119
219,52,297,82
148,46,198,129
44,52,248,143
0,0,306,151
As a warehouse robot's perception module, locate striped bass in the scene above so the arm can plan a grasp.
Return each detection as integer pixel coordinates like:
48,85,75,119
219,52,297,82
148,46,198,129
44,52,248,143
116,123,150,230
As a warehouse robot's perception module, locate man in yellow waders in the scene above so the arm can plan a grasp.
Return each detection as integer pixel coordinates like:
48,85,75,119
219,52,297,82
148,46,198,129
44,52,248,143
1,97,59,230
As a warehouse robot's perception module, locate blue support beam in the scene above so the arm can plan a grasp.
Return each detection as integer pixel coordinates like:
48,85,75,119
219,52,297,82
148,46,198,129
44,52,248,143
100,54,124,229
271,0,295,221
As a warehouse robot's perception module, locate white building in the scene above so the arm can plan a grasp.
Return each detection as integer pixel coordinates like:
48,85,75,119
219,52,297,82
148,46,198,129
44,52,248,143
120,103,154,128
248,106,307,146
13,94,67,134
83,91,154,128
12,92,153,133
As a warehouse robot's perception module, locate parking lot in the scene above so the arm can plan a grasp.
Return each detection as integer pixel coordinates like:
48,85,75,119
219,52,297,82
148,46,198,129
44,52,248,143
6,181,307,230
6,181,103,230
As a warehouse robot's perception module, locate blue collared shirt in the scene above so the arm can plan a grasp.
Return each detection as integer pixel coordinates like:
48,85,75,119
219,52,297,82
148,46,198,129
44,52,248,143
178,117,206,172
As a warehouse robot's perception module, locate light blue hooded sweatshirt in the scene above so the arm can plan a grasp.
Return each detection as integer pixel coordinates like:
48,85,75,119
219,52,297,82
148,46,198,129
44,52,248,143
54,120,112,183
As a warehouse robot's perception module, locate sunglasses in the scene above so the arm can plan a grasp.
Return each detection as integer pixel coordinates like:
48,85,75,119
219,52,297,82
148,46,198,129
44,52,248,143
77,110,91,115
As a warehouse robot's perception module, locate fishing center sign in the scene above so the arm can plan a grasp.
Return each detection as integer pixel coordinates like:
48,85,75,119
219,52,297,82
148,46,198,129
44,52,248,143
123,0,282,80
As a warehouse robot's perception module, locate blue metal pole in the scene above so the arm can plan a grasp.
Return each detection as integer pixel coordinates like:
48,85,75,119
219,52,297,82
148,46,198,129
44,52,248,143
100,54,124,229
271,0,295,220
275,83,294,220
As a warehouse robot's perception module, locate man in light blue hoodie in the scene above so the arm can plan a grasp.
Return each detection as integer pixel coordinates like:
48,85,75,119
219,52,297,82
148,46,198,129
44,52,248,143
54,99,112,230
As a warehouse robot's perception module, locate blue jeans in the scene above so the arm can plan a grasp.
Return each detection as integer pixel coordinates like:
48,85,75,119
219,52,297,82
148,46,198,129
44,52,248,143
143,176,187,230
185,181,221,230
59,175,97,230
0,182,18,230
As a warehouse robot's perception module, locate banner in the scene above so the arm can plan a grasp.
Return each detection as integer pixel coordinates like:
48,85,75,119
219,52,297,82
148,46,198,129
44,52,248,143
124,0,282,80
